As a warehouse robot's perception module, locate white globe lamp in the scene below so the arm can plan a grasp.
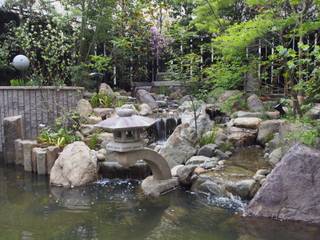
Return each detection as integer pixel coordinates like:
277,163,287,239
12,55,30,71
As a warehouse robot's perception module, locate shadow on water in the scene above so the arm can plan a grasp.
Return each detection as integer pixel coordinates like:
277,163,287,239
0,163,319,240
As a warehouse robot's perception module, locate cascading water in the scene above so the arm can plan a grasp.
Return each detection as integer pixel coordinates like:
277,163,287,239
150,117,181,143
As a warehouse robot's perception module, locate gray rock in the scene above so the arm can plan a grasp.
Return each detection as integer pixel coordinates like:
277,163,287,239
186,156,218,166
233,117,262,129
32,147,47,175
139,103,152,116
76,99,93,118
99,83,114,96
228,127,258,147
93,108,114,119
87,115,102,124
247,94,264,112
191,178,226,197
96,148,107,161
80,124,97,136
171,164,184,177
14,139,24,166
214,149,229,160
226,179,260,199
156,100,168,108
268,147,283,166
257,120,287,145
234,111,280,119
198,144,217,157
159,124,197,168
256,169,270,176
177,165,197,186
160,107,214,168
141,176,179,197
306,103,320,119
47,146,60,174
50,142,98,187
246,144,320,223
22,140,37,172
200,161,218,169
120,104,138,113
136,89,158,109
215,131,228,146
3,115,24,164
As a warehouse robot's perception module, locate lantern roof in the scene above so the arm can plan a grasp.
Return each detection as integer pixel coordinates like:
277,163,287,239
95,108,156,131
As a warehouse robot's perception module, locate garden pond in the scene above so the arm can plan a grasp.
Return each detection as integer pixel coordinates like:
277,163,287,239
0,159,319,240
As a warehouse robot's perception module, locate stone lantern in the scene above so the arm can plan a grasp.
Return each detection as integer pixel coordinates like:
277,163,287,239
95,108,178,197
95,108,155,152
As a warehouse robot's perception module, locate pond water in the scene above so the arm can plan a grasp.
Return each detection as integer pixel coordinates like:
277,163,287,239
0,162,320,240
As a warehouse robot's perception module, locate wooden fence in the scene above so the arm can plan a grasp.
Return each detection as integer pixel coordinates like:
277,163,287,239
0,86,84,152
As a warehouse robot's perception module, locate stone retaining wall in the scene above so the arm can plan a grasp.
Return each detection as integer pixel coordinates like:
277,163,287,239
0,86,84,152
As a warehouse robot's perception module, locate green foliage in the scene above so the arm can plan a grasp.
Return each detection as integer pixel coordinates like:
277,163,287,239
0,45,9,69
38,111,81,147
87,133,100,150
38,127,80,148
165,53,204,95
199,127,218,147
220,92,247,115
9,15,79,85
205,57,247,89
10,79,25,86
90,93,113,108
286,129,319,147
88,55,112,73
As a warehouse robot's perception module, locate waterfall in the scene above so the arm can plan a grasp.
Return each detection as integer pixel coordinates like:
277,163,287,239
148,117,181,143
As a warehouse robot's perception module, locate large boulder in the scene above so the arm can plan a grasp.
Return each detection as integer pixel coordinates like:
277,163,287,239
228,127,258,147
225,179,260,200
247,94,264,112
50,142,98,187
139,103,152,116
233,117,262,129
198,144,217,158
159,124,197,168
234,111,280,119
76,99,93,118
306,103,320,119
160,106,214,168
257,120,287,145
136,89,158,109
99,83,114,96
246,144,320,223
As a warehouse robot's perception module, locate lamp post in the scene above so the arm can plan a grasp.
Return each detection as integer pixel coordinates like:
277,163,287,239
95,108,178,197
12,55,30,71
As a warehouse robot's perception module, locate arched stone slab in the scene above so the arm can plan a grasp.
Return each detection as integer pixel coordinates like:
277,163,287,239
111,148,172,180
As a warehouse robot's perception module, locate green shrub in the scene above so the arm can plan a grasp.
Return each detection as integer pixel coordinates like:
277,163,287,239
87,133,100,150
38,128,80,148
10,79,26,86
90,93,113,108
286,129,319,147
199,127,218,147
220,93,247,115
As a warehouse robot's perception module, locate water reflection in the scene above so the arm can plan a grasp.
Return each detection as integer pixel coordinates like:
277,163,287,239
0,164,319,240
